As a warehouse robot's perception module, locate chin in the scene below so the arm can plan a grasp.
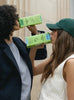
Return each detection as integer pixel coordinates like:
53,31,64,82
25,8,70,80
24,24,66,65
16,28,20,30
15,27,20,30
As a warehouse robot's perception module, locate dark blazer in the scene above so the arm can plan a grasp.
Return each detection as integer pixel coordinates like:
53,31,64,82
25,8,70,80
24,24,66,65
0,37,33,100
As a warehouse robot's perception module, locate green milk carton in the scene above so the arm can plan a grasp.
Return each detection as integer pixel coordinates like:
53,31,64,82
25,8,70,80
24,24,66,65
25,33,51,48
19,14,42,28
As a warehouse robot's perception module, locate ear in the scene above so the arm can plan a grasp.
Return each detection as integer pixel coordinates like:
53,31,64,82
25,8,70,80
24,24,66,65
55,31,58,36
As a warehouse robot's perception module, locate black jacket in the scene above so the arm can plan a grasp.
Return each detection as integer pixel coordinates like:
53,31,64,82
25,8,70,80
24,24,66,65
0,37,33,100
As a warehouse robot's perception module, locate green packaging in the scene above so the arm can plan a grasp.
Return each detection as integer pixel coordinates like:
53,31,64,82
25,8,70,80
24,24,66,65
25,33,51,48
19,14,42,28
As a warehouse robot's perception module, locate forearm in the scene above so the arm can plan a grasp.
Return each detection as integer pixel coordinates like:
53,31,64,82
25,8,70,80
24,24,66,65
33,58,51,76
29,47,47,76
33,61,46,76
29,47,37,67
29,43,48,76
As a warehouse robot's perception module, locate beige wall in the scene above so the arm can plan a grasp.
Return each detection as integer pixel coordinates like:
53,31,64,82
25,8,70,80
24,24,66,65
0,0,70,100
0,0,6,5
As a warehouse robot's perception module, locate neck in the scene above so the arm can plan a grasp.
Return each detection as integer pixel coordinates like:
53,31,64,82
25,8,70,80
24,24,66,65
4,35,13,44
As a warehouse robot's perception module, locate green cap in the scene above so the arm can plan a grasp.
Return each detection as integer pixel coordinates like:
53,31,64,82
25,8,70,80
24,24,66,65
46,18,74,37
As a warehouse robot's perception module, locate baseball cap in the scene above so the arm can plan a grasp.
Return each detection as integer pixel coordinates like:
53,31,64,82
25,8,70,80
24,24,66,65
46,18,74,37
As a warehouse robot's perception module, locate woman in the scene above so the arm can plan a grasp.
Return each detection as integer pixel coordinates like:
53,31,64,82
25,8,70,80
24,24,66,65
31,18,74,100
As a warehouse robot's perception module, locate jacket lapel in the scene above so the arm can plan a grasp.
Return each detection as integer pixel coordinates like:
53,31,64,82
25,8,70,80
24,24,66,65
3,47,20,73
0,41,20,74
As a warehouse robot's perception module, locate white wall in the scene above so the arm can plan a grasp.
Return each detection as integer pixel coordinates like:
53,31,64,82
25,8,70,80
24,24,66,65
25,0,58,32
70,0,74,18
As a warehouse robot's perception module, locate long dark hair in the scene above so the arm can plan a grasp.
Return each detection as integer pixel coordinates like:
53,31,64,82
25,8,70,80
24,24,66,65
41,30,74,82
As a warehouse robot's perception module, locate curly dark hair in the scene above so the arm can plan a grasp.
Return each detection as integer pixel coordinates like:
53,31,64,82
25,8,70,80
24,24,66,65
0,5,19,41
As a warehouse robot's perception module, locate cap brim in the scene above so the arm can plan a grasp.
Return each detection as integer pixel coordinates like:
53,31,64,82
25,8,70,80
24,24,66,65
46,23,60,30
